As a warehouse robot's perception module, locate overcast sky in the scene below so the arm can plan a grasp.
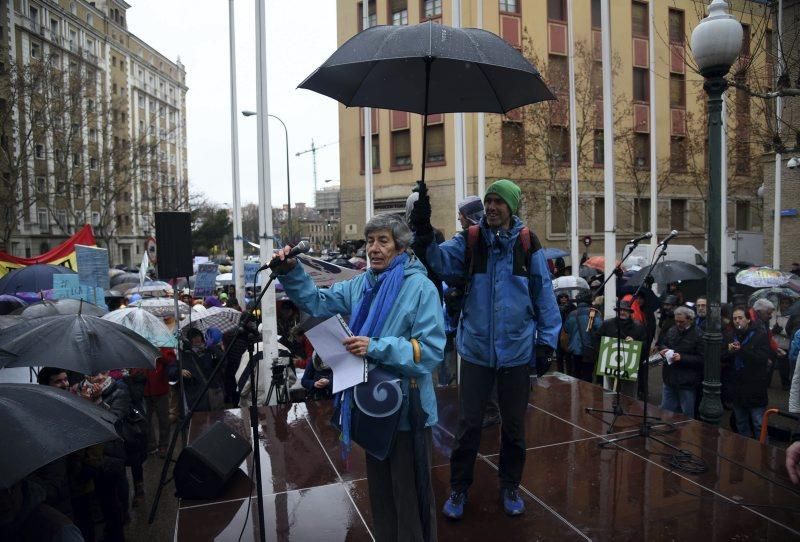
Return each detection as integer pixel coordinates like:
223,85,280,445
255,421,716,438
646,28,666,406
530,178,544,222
126,0,341,209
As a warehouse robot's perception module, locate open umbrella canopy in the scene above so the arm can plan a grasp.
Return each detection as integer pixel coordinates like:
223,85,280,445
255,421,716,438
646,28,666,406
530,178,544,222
215,272,233,285
582,256,622,272
299,21,554,114
12,298,107,318
124,281,173,298
102,307,178,348
543,248,569,260
0,314,159,373
552,276,590,292
110,272,143,287
627,261,706,286
748,287,800,306
128,297,190,318
0,294,26,315
0,315,24,330
179,306,241,334
736,266,792,288
0,384,120,489
0,264,76,295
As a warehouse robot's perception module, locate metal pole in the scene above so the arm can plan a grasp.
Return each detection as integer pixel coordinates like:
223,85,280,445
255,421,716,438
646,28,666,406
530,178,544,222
648,0,658,257
228,0,245,309
268,114,292,244
600,0,616,319
720,93,728,303
453,0,466,231
362,2,374,222
773,0,783,268
476,0,485,197
698,74,727,426
567,0,579,277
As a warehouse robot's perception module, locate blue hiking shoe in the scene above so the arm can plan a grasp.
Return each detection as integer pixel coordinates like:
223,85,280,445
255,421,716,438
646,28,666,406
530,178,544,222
501,487,525,516
442,490,467,520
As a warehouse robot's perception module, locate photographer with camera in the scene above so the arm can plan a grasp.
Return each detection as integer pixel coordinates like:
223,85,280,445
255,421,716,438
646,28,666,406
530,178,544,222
411,179,560,519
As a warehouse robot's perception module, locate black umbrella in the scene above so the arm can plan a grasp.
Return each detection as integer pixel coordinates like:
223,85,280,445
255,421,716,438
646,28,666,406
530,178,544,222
110,272,143,287
12,298,107,318
0,315,24,329
0,314,159,374
299,21,554,185
627,261,706,286
0,264,76,295
0,294,26,315
0,383,120,489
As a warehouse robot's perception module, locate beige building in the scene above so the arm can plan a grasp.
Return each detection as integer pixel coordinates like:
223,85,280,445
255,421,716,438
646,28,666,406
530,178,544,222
0,0,188,266
336,0,770,263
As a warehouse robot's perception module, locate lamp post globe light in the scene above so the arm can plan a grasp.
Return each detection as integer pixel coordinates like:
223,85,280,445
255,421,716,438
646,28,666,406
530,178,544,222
690,0,742,425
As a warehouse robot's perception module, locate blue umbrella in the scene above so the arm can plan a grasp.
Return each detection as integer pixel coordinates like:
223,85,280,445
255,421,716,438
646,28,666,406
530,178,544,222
0,264,76,295
542,247,569,260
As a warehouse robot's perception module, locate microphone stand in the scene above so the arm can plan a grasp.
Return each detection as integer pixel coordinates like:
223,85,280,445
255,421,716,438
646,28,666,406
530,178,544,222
149,268,281,542
584,237,664,434
598,240,679,449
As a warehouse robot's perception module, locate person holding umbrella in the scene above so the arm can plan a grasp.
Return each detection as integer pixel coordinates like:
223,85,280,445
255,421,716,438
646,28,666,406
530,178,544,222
412,179,560,518
275,213,445,542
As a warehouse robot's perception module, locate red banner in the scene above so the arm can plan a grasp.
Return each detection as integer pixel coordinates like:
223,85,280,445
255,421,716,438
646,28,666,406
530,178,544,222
0,224,96,276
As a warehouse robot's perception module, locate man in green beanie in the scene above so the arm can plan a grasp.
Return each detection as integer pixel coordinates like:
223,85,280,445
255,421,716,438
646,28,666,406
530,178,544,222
411,179,560,519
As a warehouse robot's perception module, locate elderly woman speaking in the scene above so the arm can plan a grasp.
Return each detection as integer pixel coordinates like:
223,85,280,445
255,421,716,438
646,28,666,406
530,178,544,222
276,213,445,542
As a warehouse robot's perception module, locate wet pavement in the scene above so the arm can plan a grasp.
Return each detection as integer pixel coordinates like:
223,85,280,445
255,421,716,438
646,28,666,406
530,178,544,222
169,374,800,541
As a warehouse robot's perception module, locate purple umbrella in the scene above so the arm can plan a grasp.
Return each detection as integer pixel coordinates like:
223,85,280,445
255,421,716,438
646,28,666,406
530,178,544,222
0,295,26,315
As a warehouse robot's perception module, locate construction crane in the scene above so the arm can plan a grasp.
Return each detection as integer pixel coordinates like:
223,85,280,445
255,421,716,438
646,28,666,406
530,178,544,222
295,139,338,205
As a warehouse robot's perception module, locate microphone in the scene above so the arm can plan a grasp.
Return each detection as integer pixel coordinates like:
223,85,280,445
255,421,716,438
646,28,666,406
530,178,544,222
658,230,679,247
259,240,311,272
627,232,652,245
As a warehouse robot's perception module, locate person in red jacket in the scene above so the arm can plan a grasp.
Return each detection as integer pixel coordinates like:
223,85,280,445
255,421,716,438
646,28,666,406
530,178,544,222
133,347,175,457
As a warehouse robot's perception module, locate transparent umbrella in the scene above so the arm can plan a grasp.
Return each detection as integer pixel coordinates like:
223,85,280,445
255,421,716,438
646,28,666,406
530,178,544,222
102,307,178,348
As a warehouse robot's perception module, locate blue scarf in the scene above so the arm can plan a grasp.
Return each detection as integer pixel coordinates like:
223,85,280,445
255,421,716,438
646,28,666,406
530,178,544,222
336,252,408,456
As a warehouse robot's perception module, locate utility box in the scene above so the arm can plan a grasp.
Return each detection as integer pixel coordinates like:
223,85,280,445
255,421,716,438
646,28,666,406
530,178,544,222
726,231,764,272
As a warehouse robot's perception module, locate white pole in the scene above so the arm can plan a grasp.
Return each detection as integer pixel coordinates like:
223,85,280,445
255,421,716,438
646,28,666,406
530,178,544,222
477,0,485,198
648,0,658,256
453,0,466,231
362,2,374,222
228,0,245,309
773,0,783,269
567,0,579,277
255,0,277,360
721,93,728,302
601,0,616,319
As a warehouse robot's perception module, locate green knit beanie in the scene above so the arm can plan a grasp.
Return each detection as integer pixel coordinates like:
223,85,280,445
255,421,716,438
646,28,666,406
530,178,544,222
485,179,521,215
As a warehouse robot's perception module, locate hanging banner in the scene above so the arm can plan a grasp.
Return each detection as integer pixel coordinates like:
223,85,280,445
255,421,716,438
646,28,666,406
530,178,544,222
0,225,96,276
75,245,110,290
595,336,643,382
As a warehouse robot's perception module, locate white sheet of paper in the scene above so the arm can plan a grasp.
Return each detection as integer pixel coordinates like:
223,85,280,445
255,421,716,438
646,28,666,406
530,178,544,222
304,315,366,394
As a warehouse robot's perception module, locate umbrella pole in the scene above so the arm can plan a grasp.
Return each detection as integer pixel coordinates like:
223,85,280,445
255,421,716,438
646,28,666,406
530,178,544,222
418,57,432,189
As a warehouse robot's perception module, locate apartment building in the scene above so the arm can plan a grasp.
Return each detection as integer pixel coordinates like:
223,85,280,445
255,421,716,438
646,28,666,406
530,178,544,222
336,0,771,258
0,0,188,266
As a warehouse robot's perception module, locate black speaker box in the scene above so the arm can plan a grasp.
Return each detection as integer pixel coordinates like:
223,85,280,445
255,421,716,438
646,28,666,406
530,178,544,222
174,421,252,500
154,212,193,279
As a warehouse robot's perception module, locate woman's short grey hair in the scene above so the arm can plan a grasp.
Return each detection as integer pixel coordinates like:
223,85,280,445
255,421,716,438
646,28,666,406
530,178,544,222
753,298,775,312
674,306,695,321
364,213,412,250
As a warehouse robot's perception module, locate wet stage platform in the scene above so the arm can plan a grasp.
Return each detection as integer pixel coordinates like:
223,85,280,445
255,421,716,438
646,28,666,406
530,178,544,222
175,375,800,541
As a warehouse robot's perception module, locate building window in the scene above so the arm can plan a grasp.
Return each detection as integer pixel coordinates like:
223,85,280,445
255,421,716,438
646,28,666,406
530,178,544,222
499,0,518,13
38,209,49,226
30,42,41,59
668,9,684,43
548,55,568,92
549,127,569,165
593,130,604,165
634,198,650,232
547,0,565,22
670,137,686,172
591,0,601,29
670,199,686,231
669,75,685,107
740,23,750,57
422,0,442,18
391,129,411,168
550,196,569,234
56,182,65,195
594,197,605,233
425,124,445,163
36,177,46,193
633,68,648,102
360,134,380,172
75,184,83,197
72,153,80,167
502,121,525,164
92,212,100,226
631,1,648,38
390,0,408,25
90,157,97,170
34,144,44,159
57,209,67,227
89,128,97,142
633,133,649,168
357,1,377,31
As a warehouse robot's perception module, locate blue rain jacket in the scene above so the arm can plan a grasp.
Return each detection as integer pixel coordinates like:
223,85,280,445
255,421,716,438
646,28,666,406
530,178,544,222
565,303,602,355
424,216,560,368
278,255,445,430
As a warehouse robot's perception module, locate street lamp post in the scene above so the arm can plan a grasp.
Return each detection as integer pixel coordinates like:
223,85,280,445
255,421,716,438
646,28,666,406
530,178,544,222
242,111,292,244
691,0,742,425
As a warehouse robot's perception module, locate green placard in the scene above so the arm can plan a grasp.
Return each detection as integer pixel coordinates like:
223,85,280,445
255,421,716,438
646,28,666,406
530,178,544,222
595,336,643,382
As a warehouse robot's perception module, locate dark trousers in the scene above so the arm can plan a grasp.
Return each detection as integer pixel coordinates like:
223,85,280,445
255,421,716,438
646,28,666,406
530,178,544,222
145,394,170,449
571,353,595,384
450,361,530,492
366,429,437,542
